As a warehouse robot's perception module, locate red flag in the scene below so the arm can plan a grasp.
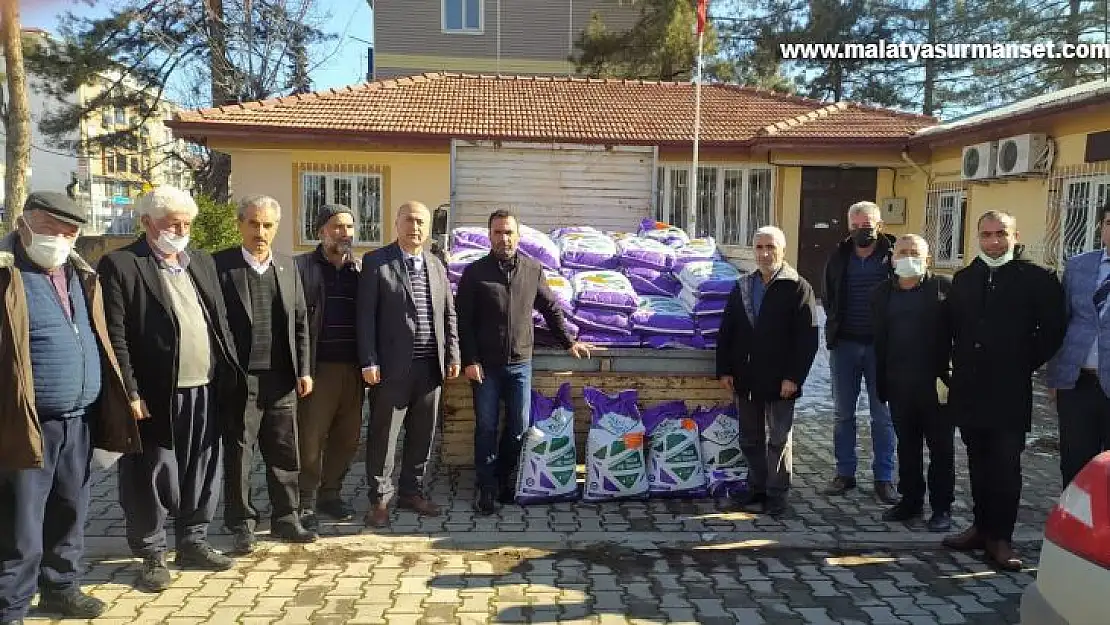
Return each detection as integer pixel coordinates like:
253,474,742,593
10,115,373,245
695,0,707,35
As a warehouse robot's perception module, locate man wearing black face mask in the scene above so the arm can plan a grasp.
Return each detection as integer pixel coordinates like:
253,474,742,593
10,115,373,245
822,201,899,505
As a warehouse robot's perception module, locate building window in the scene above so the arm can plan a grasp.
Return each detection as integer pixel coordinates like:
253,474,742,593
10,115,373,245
130,157,140,174
300,169,383,245
655,165,774,245
105,152,115,174
114,106,127,125
1059,173,1110,262
116,154,128,173
923,187,967,267
443,0,482,33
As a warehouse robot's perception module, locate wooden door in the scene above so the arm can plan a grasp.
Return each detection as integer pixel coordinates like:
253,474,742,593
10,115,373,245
797,167,878,300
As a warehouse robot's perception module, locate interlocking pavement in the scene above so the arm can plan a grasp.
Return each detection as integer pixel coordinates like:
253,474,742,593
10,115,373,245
28,335,1064,624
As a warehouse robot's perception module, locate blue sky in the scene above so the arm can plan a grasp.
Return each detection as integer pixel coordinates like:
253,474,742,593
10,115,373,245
22,0,375,100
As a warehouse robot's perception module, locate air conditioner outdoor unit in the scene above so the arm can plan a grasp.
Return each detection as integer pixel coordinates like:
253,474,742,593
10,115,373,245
961,142,996,180
996,133,1049,176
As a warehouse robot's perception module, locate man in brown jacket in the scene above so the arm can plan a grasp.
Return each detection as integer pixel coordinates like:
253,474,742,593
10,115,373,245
0,192,140,625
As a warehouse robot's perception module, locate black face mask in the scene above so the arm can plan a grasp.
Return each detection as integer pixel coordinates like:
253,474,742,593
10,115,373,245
851,227,877,247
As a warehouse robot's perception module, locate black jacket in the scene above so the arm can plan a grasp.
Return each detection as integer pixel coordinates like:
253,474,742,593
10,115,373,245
455,252,572,368
822,232,896,348
213,248,311,379
716,264,819,402
871,273,952,404
947,246,1066,431
98,238,243,449
294,246,361,372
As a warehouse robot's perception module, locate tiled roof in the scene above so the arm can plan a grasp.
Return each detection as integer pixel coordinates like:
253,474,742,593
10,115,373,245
170,73,936,145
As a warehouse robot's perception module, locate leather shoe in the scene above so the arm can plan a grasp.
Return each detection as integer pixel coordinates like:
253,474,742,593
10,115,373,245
765,495,789,517
475,487,499,515
38,589,105,618
985,539,1023,571
882,501,923,522
317,498,355,521
271,520,317,544
823,475,857,495
364,502,390,528
728,491,766,513
926,510,953,533
874,481,899,505
299,509,319,532
231,528,256,555
498,485,516,506
175,542,234,571
942,525,986,551
135,553,171,593
398,495,441,517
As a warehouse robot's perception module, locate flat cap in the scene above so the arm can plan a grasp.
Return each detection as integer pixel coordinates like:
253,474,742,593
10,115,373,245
315,203,354,233
24,191,87,226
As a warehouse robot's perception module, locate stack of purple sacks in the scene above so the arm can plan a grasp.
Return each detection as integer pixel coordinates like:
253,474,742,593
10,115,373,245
533,270,581,347
675,257,742,350
446,227,491,296
555,229,641,347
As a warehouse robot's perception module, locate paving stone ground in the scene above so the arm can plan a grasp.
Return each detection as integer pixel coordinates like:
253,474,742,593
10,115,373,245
27,318,1063,624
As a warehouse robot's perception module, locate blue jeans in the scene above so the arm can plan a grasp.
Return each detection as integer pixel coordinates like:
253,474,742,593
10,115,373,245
830,340,895,482
472,361,533,489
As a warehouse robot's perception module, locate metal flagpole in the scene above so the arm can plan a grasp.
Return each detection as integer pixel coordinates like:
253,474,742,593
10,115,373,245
687,18,705,237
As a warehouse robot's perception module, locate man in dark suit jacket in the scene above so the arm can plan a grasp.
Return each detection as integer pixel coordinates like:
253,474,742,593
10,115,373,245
214,195,315,554
98,186,243,593
358,201,460,528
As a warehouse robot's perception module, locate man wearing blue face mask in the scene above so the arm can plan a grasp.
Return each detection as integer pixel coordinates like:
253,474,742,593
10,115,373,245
0,192,140,624
871,234,955,533
943,210,1065,571
98,186,244,592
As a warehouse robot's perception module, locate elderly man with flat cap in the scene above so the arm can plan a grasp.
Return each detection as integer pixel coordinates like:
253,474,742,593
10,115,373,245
294,204,365,529
0,192,140,624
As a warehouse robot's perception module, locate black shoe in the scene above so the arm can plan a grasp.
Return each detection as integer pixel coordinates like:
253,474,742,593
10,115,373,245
38,589,105,618
823,475,857,495
231,528,256,555
882,501,923,522
135,554,171,593
299,509,319,532
765,495,789,517
498,485,516,505
272,519,317,543
927,510,953,533
475,487,499,515
729,491,767,512
175,542,234,571
317,498,355,521
874,481,900,505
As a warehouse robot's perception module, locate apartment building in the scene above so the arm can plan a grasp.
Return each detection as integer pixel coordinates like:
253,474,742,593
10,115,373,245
372,0,641,77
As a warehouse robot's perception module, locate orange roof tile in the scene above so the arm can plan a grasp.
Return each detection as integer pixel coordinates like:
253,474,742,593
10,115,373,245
169,73,935,146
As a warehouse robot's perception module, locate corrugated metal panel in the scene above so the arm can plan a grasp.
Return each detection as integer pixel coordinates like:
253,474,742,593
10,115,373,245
452,141,655,234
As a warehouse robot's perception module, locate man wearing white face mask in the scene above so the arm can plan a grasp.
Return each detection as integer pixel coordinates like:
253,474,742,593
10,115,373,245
98,186,243,593
0,192,140,623
871,234,955,533
943,211,1065,571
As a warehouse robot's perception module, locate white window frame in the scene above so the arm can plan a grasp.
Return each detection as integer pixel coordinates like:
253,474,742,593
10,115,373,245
442,0,483,34
654,164,775,246
923,185,968,268
1059,173,1110,263
299,170,384,246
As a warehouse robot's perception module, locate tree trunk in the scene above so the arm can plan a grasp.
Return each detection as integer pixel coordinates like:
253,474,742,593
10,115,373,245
1062,0,1083,87
921,0,938,116
201,0,232,202
1,0,30,224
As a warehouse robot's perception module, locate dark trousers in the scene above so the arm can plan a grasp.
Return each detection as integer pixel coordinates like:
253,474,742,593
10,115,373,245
736,396,794,497
366,358,442,503
297,362,365,509
472,361,532,489
1057,370,1110,487
224,371,301,530
961,425,1026,542
120,384,222,557
0,415,90,621
889,386,955,512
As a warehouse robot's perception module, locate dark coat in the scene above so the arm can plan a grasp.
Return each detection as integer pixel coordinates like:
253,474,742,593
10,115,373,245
455,252,572,368
822,232,897,348
97,237,243,449
871,272,952,404
294,245,361,372
715,264,820,402
356,242,459,383
213,248,311,379
947,247,1066,431
0,233,141,470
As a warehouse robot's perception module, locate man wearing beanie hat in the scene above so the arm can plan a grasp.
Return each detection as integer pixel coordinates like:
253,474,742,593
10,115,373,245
293,204,365,528
0,192,140,622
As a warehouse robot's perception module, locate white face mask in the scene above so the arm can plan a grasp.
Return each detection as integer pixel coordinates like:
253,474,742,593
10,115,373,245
21,218,73,269
978,247,1014,268
894,256,926,278
154,230,190,255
